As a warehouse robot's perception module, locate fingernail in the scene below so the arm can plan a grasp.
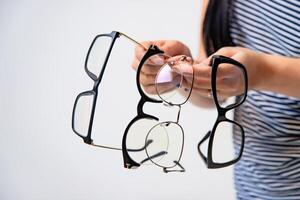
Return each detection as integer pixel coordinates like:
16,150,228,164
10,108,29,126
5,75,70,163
186,56,193,63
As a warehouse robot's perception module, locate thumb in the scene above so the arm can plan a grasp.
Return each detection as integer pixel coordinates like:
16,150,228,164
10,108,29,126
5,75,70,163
214,47,238,57
202,47,238,66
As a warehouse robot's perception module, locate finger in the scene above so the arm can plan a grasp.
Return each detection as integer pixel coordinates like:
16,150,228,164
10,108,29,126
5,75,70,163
217,63,242,77
193,63,212,79
135,40,168,62
216,76,241,92
132,41,151,71
199,47,236,68
215,63,245,94
141,64,163,75
131,59,139,71
191,87,232,100
213,90,236,102
214,47,237,57
134,41,152,61
132,58,162,72
166,55,192,63
132,55,166,73
156,82,180,94
161,40,191,56
182,74,211,91
180,78,195,95
132,52,166,73
185,63,211,90
168,55,193,76
191,87,214,99
135,46,147,62
147,54,168,66
183,74,225,100
185,76,236,98
140,80,181,96
142,85,157,95
139,72,156,86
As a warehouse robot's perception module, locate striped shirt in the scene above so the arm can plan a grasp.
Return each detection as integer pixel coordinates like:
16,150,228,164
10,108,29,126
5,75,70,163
229,0,300,199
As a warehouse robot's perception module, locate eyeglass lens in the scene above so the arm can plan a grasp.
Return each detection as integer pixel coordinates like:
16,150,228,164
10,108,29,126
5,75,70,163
156,56,194,105
86,36,112,80
145,122,184,168
215,62,246,108
125,118,169,165
139,54,193,105
73,92,95,137
211,121,243,163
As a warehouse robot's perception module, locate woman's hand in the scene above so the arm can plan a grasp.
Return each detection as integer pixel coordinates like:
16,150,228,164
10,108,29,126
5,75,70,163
131,40,192,94
189,47,265,100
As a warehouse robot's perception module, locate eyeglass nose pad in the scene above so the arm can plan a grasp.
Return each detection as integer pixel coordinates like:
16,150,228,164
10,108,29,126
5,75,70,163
197,130,211,164
163,160,185,173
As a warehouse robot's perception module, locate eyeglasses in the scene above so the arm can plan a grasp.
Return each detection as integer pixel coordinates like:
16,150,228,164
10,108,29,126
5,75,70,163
72,30,247,172
197,55,248,169
72,31,146,150
72,31,194,173
122,45,194,173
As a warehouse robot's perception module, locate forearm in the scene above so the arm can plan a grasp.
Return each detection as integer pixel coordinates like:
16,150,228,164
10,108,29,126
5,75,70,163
257,53,300,98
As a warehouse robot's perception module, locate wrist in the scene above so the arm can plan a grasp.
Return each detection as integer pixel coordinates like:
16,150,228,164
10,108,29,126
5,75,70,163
252,52,276,91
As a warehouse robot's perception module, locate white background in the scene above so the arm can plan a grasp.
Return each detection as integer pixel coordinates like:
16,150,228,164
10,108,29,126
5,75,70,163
0,0,235,199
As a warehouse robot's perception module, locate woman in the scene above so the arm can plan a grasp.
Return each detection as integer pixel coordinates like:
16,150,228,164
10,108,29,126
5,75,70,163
132,0,300,199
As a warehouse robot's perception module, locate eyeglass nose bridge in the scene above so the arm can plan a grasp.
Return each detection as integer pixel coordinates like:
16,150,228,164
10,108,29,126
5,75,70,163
162,102,182,124
216,113,227,121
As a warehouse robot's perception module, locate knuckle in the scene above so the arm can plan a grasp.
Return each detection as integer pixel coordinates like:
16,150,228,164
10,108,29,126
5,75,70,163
194,77,209,87
141,65,151,74
218,47,233,54
144,85,156,94
140,73,155,86
139,74,148,85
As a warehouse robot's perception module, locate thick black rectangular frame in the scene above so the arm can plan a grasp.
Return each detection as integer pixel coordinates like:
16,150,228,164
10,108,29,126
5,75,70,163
72,31,124,149
197,55,248,169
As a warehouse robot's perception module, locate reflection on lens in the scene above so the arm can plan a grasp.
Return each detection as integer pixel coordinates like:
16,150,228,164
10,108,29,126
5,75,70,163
145,122,183,168
211,121,242,164
156,57,193,105
126,118,168,165
139,54,168,101
216,63,246,108
87,36,112,80
156,63,183,102
73,92,95,137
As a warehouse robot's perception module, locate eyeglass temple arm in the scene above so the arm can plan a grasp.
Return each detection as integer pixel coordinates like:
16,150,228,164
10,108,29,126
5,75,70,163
197,130,211,164
119,32,147,50
140,150,168,164
127,139,153,152
91,139,153,152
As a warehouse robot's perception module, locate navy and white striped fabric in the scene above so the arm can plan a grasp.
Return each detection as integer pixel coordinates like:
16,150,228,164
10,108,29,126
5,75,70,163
229,0,300,199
